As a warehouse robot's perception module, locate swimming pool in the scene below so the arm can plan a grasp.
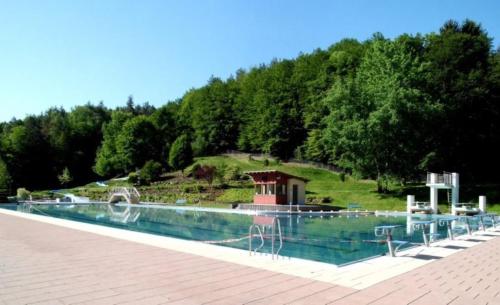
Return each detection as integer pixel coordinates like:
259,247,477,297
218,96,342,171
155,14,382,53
0,203,472,265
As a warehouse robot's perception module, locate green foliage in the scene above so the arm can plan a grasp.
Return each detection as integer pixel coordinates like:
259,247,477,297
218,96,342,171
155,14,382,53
16,188,31,200
1,19,499,192
185,163,201,177
168,134,193,171
57,167,73,186
139,160,163,185
115,116,159,172
0,156,12,195
193,165,217,186
128,172,139,185
94,111,134,177
223,164,241,181
339,172,346,182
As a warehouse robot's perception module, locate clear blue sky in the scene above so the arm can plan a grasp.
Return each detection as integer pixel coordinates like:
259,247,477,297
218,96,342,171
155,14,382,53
1,0,499,122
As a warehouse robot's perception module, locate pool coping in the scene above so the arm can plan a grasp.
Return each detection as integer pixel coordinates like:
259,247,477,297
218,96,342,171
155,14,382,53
1,207,498,290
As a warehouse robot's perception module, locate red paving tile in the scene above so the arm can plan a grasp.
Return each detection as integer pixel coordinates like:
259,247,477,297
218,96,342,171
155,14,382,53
1,212,500,305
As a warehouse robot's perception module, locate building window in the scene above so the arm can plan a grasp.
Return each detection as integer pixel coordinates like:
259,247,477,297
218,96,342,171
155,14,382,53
255,185,262,195
268,184,275,195
276,184,286,195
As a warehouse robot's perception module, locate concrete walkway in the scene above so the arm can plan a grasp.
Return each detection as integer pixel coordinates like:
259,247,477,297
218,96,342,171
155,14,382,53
1,212,500,305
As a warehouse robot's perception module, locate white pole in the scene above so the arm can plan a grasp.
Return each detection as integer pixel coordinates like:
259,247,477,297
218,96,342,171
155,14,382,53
430,173,437,184
406,195,415,235
479,196,487,214
407,195,415,214
430,186,438,214
451,173,459,205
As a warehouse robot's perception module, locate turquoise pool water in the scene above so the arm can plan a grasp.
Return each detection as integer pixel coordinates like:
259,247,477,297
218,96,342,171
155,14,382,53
0,203,471,265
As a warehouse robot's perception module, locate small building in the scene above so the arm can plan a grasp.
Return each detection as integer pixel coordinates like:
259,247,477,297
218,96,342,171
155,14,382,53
246,170,308,205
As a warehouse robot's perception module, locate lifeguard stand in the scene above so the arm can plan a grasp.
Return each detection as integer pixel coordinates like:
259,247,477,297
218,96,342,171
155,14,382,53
426,172,459,214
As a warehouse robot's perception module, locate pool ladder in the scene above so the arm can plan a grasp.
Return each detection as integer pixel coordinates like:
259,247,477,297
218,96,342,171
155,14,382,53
248,218,283,260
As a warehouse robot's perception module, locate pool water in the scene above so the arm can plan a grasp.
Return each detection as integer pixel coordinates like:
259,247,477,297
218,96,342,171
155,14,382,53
0,203,472,265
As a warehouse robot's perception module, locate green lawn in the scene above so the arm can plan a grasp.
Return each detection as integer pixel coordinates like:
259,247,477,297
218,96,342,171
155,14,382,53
193,154,500,212
30,153,500,213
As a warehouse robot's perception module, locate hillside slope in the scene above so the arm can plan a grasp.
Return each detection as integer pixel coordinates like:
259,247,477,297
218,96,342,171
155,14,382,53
36,154,499,213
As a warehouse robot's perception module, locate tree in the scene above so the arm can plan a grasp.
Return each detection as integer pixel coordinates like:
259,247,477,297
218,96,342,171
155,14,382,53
179,77,239,156
237,60,306,159
0,156,12,196
139,160,163,185
0,117,52,189
423,19,496,181
115,116,159,173
68,103,110,183
94,111,134,177
58,167,73,187
168,134,193,171
194,165,217,189
322,35,433,189
151,102,180,167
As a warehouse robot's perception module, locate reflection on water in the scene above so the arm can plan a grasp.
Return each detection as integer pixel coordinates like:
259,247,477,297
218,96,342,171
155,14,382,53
2,203,473,265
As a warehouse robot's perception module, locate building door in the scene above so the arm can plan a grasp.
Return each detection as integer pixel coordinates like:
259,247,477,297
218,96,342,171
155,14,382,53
292,184,298,205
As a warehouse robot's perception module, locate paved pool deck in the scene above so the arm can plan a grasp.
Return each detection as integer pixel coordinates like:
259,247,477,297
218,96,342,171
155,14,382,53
1,209,500,305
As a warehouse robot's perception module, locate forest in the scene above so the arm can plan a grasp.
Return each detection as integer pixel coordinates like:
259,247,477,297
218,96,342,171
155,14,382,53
1,19,500,195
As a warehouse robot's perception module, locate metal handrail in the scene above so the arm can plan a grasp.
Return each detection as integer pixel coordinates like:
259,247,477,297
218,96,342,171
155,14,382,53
271,218,283,260
426,172,453,185
249,224,265,255
109,187,141,203
249,218,283,260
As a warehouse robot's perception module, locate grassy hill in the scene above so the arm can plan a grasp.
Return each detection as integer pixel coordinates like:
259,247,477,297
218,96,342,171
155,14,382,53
194,154,409,211
31,153,500,213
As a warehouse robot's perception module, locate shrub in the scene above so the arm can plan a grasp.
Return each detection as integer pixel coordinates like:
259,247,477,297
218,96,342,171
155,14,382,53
194,165,217,188
263,159,270,166
339,172,346,182
58,167,73,187
223,165,241,181
216,162,228,183
128,172,139,185
321,196,332,203
168,134,193,171
140,160,163,184
186,163,201,177
16,188,31,200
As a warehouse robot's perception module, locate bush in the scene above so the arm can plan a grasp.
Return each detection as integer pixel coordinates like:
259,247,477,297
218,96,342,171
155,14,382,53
216,162,228,183
168,134,193,171
263,158,270,166
223,165,241,181
194,165,217,187
321,196,332,203
16,188,31,200
58,167,73,186
128,172,139,185
339,172,346,182
140,160,163,184
186,163,201,177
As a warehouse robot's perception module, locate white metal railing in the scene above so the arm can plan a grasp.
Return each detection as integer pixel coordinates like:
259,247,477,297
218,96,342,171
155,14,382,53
109,187,140,198
109,187,141,204
248,218,283,260
426,172,452,186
